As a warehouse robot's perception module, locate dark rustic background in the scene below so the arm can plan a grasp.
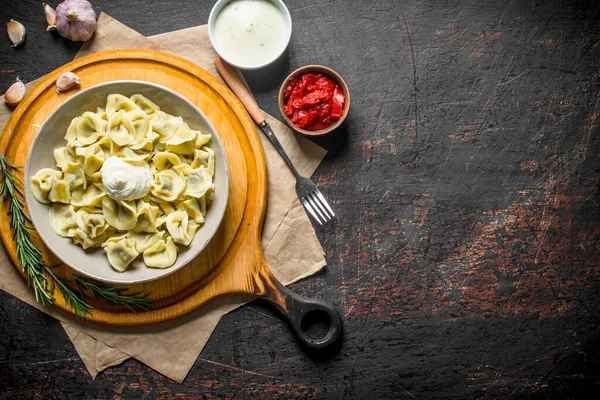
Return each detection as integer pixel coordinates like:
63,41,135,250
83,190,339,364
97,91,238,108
1,0,600,398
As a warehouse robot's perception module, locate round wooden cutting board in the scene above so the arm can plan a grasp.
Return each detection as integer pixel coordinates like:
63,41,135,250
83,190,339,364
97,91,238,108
0,50,341,348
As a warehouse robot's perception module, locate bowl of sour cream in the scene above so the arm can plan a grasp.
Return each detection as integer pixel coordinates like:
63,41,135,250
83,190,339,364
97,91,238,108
208,0,292,70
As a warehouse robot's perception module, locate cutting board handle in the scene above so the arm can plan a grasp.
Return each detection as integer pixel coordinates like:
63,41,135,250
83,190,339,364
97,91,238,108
255,266,343,349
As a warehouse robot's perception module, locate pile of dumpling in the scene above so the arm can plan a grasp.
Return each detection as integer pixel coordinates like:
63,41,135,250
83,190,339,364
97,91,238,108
30,94,216,272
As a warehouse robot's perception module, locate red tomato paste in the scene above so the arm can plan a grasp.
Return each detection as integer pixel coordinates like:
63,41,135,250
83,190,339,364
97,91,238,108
283,72,345,131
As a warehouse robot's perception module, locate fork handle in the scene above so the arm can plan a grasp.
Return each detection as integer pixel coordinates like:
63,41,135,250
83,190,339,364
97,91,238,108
214,57,265,125
214,57,301,177
258,121,301,177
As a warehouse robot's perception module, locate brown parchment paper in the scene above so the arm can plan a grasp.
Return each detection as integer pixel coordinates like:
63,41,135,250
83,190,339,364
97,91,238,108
0,13,327,383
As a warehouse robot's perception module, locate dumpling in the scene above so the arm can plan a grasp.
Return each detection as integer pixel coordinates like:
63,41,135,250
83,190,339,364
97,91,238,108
117,147,151,162
165,124,197,155
155,200,175,215
184,166,214,199
130,94,160,116
102,197,138,231
53,147,77,171
155,215,167,230
68,227,108,249
75,208,108,238
64,112,106,147
49,203,77,237
95,136,119,157
151,170,185,202
128,231,165,253
105,94,140,116
195,131,212,149
70,184,105,207
48,179,71,204
75,144,105,176
134,199,159,233
151,111,181,142
166,211,198,246
154,142,167,152
102,235,139,272
198,186,214,215
177,198,205,224
62,161,87,190
31,168,61,204
83,184,106,205
143,236,177,269
190,147,215,176
90,171,103,183
152,151,181,171
127,109,151,144
107,110,147,147
70,187,84,206
173,163,192,176
130,128,159,151
96,107,108,120
179,153,194,164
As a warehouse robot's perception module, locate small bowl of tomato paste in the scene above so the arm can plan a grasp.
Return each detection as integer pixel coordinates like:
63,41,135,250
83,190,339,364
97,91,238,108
278,65,350,136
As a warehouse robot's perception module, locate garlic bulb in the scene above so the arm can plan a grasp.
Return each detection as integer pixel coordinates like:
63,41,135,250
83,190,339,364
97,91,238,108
7,19,26,47
56,72,81,92
55,0,97,42
4,77,26,107
43,3,57,31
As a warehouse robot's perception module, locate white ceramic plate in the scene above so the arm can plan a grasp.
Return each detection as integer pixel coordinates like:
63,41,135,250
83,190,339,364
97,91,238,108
24,81,230,284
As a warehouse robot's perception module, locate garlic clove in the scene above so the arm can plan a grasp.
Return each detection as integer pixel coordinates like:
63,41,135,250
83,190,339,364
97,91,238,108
44,3,57,31
7,19,26,47
55,0,97,42
56,71,81,93
4,77,27,107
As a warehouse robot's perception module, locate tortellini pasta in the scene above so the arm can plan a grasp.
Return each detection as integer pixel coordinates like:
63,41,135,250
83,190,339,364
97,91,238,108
30,94,216,272
102,235,139,272
31,168,62,204
65,112,106,147
75,208,109,238
75,144,105,176
166,211,198,246
106,110,144,146
102,198,137,231
143,236,177,269
49,204,77,237
185,166,214,198
151,170,185,202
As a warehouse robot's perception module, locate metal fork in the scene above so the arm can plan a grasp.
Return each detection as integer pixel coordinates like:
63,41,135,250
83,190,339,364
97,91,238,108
259,121,335,225
215,58,335,225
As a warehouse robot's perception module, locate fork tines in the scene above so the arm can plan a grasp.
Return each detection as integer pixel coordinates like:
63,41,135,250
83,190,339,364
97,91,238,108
301,190,335,225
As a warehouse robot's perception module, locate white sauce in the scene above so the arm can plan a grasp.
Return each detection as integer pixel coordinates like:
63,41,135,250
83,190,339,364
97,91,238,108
101,157,151,201
214,0,287,67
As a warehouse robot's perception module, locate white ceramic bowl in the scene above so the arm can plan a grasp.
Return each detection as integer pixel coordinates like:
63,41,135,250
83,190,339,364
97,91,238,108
208,0,292,70
24,81,230,284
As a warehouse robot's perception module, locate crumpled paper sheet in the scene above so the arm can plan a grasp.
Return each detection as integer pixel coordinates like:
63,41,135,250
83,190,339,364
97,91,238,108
0,13,327,383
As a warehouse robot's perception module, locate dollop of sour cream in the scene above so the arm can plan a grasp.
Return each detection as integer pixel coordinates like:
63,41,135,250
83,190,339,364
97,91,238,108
101,157,151,201
214,0,287,68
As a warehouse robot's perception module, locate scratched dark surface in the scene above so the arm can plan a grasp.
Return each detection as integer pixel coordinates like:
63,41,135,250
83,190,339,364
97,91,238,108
1,0,600,398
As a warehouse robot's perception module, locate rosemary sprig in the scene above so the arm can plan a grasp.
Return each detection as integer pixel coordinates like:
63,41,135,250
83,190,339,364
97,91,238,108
0,155,152,318
75,276,152,312
0,156,52,306
44,265,93,317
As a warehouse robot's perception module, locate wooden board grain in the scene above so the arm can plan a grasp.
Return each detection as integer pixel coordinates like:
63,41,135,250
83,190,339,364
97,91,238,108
0,49,273,325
